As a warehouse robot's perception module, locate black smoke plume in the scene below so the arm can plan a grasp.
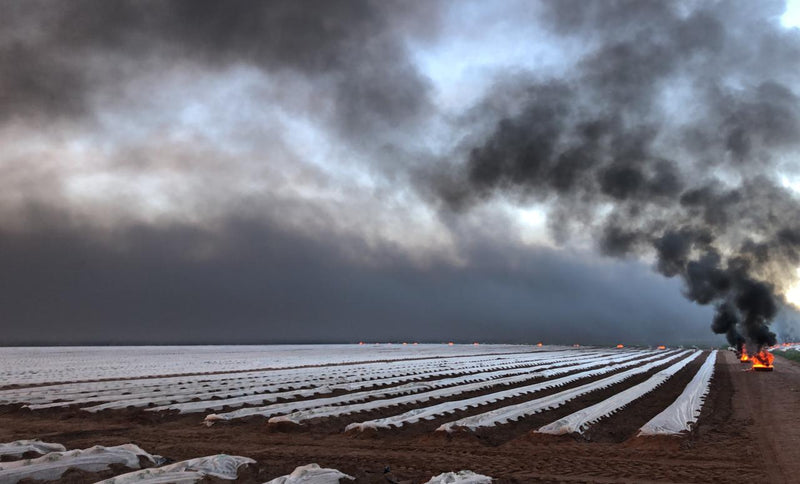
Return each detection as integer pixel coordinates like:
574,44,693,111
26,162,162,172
440,0,800,348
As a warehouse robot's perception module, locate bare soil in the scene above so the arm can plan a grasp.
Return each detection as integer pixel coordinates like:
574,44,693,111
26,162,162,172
1,350,795,483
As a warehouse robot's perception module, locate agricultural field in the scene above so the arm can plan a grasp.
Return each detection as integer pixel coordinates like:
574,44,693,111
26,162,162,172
1,344,799,483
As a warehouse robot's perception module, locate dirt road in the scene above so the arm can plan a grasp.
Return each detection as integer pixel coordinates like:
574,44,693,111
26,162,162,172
728,350,800,483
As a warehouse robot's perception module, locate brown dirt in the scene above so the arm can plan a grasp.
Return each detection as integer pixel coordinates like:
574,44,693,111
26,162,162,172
1,350,795,483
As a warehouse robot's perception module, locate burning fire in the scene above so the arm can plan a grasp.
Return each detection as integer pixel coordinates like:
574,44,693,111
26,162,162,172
536,342,543,347
751,350,774,371
740,346,749,363
657,345,666,350
616,344,624,348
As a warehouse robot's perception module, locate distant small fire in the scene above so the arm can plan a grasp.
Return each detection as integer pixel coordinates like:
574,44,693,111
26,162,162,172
657,345,666,350
616,344,624,348
536,342,543,347
739,346,749,363
751,350,774,372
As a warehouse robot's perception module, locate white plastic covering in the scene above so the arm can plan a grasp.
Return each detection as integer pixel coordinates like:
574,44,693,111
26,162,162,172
347,351,673,431
638,350,717,435
206,351,626,425
0,345,548,386
271,351,656,426
5,350,592,412
0,444,162,484
538,351,701,435
264,463,354,483
95,454,256,483
436,350,691,432
0,440,66,458
424,470,493,483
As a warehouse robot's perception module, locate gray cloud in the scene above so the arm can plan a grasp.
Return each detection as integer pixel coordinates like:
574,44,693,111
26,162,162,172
2,0,800,346
0,206,713,346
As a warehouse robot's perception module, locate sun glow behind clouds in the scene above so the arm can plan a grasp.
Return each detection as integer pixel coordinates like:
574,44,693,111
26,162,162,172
785,268,800,309
783,0,800,28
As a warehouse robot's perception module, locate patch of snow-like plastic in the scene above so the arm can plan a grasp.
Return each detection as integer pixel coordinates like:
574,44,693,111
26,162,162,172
437,350,691,432
349,350,673,431
6,351,572,411
0,444,162,484
424,470,492,483
264,463,354,483
638,350,717,435
271,351,655,426
95,454,255,483
205,351,625,424
0,344,542,386
538,351,701,435
0,440,66,458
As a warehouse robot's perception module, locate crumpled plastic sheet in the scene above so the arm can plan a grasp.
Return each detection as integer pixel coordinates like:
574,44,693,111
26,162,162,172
263,463,355,483
0,440,66,458
538,351,701,435
95,454,256,483
638,350,717,435
424,470,493,483
0,443,163,484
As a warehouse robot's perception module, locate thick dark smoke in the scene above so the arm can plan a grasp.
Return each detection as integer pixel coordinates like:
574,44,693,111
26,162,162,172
440,0,800,348
0,0,435,137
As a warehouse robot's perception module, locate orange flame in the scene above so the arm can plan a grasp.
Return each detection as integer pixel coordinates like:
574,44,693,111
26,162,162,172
448,342,454,346
751,350,774,371
536,342,543,347
616,344,624,348
657,345,666,350
740,346,749,363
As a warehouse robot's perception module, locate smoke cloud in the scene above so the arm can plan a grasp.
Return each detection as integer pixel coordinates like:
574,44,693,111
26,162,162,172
438,0,800,348
1,1,799,345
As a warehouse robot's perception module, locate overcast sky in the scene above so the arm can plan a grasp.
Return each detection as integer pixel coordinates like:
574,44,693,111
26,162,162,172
2,0,800,346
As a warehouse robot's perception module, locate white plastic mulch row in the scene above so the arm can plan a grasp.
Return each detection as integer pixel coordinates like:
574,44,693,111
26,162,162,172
347,350,680,431
264,463,354,483
537,350,702,435
0,344,540,386
0,444,163,484
204,351,637,424
425,470,493,483
0,440,66,458
10,351,594,411
95,454,256,483
181,350,625,418
436,350,694,432
122,351,613,414
638,350,717,435
4,351,548,405
268,351,661,426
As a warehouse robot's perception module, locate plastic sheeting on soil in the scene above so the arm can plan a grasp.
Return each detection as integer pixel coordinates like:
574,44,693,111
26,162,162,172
0,440,66,458
270,351,657,426
0,444,162,484
436,350,691,432
424,470,493,483
263,463,354,483
538,351,702,435
638,350,717,435
347,350,676,431
95,454,256,483
206,351,629,425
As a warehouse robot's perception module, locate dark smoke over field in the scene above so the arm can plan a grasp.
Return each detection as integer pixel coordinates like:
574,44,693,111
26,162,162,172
0,0,799,344
439,0,800,348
